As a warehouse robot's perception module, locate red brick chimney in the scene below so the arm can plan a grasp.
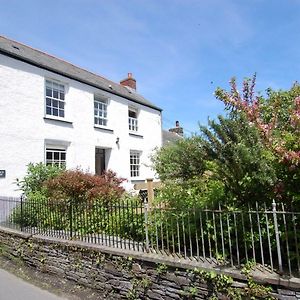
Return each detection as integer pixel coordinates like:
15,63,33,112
120,73,136,90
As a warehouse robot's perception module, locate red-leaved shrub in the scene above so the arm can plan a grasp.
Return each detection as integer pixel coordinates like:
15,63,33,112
44,169,125,204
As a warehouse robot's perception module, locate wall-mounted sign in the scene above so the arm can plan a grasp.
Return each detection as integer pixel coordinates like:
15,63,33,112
0,170,6,178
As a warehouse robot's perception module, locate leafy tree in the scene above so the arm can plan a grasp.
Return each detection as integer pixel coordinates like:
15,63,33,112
200,114,277,206
153,114,277,206
154,76,300,206
215,77,300,205
215,76,300,165
152,137,206,181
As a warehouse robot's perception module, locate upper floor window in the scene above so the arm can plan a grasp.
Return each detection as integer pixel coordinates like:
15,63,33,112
45,147,66,168
45,80,65,118
94,96,108,126
128,108,138,131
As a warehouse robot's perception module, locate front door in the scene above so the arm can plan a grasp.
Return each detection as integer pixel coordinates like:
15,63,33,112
95,148,105,175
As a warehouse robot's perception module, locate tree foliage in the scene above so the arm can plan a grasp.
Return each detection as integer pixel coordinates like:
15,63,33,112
154,77,300,207
215,77,300,204
215,76,300,166
152,137,206,181
200,114,277,206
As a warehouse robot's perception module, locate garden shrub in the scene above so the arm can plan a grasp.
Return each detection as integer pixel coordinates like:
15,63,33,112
12,165,146,241
44,169,125,205
16,162,63,196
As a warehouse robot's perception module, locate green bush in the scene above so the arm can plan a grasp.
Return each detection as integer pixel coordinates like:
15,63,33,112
16,162,63,195
11,164,145,241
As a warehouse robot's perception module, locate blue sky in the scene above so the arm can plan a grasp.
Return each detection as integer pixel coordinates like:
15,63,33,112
1,0,300,134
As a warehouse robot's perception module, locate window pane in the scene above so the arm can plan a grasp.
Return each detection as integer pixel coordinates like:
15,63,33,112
59,110,64,117
46,88,52,97
61,152,66,160
53,108,58,116
53,100,58,108
129,110,137,118
46,107,51,115
59,92,64,100
46,98,51,106
46,152,52,159
53,90,58,99
54,152,59,160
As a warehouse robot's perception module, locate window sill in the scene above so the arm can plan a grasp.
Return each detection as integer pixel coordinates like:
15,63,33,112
43,117,73,125
130,178,144,183
94,126,114,133
129,132,143,138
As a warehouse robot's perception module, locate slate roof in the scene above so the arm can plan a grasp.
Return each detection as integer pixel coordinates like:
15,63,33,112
162,129,183,146
0,35,162,111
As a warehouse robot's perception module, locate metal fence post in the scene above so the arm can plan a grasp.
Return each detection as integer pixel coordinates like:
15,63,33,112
272,200,283,273
143,198,150,252
69,199,73,239
20,194,24,232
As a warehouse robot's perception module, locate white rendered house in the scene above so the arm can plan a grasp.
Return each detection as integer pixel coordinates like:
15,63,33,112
0,36,162,196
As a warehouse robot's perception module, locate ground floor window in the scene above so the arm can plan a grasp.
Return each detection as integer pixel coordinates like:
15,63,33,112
130,151,140,177
46,148,66,168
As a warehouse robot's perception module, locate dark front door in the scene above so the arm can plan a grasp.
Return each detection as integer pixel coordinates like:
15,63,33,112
95,148,105,175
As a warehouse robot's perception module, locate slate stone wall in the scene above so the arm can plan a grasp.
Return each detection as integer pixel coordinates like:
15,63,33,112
0,227,299,299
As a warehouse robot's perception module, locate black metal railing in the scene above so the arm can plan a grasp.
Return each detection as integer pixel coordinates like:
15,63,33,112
0,195,299,277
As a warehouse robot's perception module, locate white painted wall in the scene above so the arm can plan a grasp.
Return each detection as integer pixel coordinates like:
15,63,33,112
0,54,162,196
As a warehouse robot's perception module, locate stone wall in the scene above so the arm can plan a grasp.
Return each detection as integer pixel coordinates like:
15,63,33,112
0,226,299,299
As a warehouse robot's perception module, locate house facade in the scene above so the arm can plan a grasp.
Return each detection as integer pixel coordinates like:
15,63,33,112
0,36,162,196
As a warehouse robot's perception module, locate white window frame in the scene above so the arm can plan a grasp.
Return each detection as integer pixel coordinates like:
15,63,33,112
94,95,108,127
45,147,66,168
130,151,141,177
128,107,138,131
45,79,65,118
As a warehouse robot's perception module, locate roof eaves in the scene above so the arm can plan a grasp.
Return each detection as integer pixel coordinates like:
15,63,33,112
0,36,163,112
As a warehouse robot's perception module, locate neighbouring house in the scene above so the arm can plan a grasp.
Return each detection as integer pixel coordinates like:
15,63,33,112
0,36,162,196
162,121,184,146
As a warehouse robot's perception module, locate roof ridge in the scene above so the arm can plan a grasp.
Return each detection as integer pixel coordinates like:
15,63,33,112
0,35,162,111
0,35,124,89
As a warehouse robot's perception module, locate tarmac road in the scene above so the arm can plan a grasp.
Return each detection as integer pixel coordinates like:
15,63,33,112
0,268,67,300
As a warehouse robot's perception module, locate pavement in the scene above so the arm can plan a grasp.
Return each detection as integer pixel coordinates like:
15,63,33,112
0,268,67,300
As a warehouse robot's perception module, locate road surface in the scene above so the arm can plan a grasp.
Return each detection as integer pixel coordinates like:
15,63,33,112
0,268,67,300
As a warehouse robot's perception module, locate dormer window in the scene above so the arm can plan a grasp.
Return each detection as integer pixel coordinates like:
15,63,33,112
128,108,138,131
